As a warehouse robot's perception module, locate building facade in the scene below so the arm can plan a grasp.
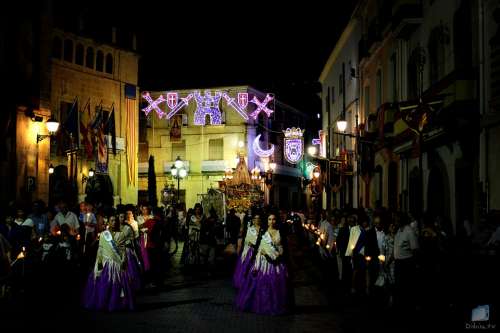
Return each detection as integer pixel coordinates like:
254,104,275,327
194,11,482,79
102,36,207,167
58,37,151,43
321,0,489,234
138,86,309,211
0,2,139,211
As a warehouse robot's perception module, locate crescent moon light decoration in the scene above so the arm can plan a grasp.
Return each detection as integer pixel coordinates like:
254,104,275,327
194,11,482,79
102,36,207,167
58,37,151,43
253,134,275,158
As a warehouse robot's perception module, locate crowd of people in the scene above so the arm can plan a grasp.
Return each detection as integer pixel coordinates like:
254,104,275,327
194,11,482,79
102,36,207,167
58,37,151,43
294,206,500,316
0,200,178,310
1,198,499,318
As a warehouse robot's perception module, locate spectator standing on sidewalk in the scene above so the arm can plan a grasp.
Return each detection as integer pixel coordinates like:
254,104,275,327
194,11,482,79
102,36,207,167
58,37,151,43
394,213,419,311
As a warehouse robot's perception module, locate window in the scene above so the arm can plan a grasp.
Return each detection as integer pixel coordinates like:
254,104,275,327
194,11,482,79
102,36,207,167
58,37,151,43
105,53,113,74
75,43,84,65
63,39,73,62
86,47,94,69
364,86,370,115
209,138,223,160
326,88,330,114
171,141,186,161
390,53,397,102
52,37,62,59
96,50,104,72
376,69,382,108
407,49,421,100
428,25,448,84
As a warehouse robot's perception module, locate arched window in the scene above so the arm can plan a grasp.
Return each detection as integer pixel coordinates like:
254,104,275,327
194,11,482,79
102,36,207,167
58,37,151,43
428,24,449,84
75,43,84,65
63,39,73,62
52,36,62,59
105,53,113,74
407,49,421,100
376,69,382,108
86,47,94,69
96,50,104,72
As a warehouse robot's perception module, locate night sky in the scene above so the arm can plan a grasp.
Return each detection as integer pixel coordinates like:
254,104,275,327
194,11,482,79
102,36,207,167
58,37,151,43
54,1,357,113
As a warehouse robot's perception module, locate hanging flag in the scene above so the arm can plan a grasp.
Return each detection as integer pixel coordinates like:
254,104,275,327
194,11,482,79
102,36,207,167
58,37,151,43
64,97,79,149
92,103,107,173
125,84,137,186
170,114,182,141
80,98,93,159
105,103,117,155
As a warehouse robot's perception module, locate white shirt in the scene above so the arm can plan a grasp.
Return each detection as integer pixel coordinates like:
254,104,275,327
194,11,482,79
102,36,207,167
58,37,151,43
54,211,80,234
128,220,139,239
376,229,386,253
394,225,419,260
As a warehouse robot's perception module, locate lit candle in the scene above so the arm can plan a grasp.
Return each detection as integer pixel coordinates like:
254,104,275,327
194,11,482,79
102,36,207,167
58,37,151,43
326,244,330,249
76,234,81,241
365,256,372,262
56,230,61,236
378,254,385,262
38,237,42,242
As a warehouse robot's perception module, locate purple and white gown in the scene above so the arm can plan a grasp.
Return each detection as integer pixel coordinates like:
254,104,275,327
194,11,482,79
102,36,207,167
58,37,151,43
82,230,134,311
235,230,289,315
233,224,258,289
114,224,142,291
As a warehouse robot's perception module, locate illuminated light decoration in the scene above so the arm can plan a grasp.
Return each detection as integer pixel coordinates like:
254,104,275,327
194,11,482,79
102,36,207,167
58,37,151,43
238,93,249,108
193,91,223,125
252,134,275,158
166,92,178,110
249,94,274,119
283,127,304,164
305,162,317,180
142,92,166,118
166,94,193,119
222,93,249,120
312,131,321,146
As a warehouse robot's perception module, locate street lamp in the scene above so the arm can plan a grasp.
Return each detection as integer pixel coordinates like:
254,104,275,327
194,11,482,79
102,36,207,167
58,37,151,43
37,117,60,143
336,116,348,133
307,146,318,156
48,164,54,175
171,156,188,204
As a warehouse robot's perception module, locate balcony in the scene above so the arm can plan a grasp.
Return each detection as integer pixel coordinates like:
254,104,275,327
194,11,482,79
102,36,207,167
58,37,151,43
391,0,423,39
201,160,227,173
164,160,190,173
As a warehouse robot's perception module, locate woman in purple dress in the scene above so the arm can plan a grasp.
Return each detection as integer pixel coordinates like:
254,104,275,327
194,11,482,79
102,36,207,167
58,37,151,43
82,227,134,311
233,211,263,289
115,212,142,291
236,213,289,315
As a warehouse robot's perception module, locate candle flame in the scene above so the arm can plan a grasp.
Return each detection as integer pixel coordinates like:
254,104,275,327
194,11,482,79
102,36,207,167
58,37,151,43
326,245,330,249
378,254,385,262
365,256,372,261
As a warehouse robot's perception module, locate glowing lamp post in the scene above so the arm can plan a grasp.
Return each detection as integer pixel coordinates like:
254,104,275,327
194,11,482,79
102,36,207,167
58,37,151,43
171,156,188,204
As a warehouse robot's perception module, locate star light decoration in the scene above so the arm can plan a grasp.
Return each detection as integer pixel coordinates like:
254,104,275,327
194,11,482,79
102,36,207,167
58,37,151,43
283,127,305,164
